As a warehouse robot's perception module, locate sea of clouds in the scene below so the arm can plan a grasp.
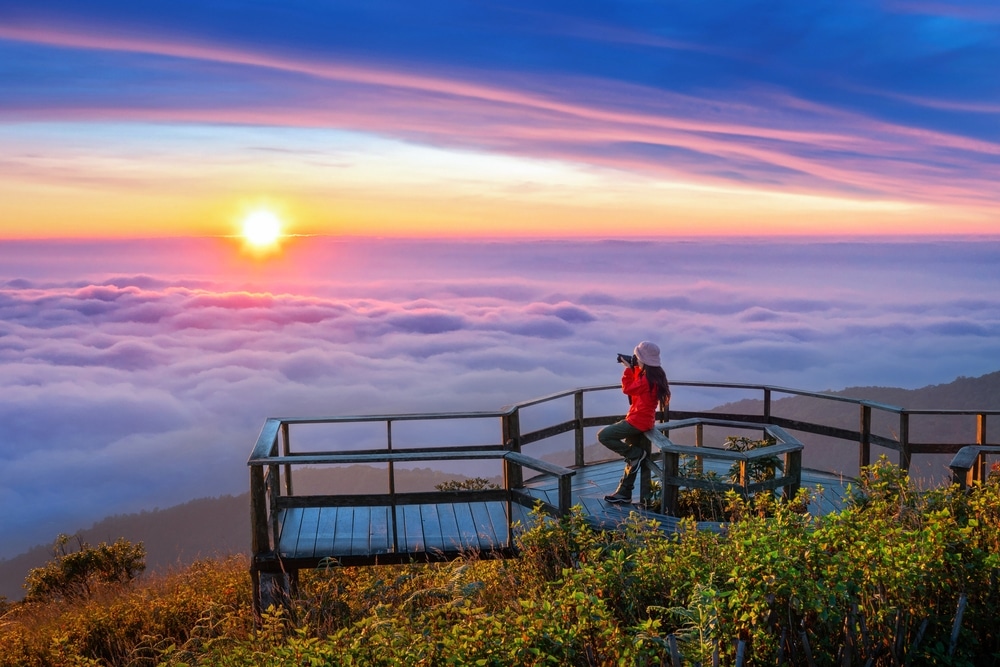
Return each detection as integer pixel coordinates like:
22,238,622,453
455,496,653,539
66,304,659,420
1,236,999,558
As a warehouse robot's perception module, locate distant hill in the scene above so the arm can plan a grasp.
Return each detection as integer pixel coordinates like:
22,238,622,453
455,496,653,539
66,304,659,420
4,371,998,602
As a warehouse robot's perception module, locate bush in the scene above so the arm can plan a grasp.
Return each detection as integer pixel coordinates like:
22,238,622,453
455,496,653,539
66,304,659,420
4,459,1000,665
676,434,785,522
24,534,146,603
1,555,252,667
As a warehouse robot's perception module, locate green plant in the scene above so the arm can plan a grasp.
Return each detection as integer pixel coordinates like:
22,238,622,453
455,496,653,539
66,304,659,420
435,476,500,491
675,435,786,522
6,459,1000,666
723,434,783,486
24,534,146,603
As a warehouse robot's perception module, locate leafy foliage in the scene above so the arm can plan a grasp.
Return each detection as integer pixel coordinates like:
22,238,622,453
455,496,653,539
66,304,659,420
3,458,1000,665
677,435,786,522
434,476,500,492
24,534,146,603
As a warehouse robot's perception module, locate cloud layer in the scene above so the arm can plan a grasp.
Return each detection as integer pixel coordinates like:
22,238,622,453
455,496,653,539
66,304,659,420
2,237,999,557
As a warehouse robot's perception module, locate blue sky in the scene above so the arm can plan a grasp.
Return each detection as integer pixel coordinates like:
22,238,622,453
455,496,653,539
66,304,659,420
1,0,999,237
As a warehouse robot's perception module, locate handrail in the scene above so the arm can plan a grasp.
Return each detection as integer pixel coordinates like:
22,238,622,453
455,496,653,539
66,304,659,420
649,419,804,515
249,378,998,616
249,379,997,561
949,445,1000,489
248,430,576,560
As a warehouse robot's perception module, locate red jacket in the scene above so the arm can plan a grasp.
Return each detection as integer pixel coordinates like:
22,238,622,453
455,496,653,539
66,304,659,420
621,366,659,431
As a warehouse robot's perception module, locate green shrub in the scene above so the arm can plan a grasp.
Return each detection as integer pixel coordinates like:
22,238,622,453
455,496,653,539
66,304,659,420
5,458,1000,666
676,435,785,522
24,534,146,603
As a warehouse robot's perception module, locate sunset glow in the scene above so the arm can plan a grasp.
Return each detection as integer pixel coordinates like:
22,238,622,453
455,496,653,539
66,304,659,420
0,2,997,239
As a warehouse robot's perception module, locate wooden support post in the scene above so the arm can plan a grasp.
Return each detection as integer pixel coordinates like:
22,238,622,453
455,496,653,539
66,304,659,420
503,456,514,547
898,412,911,471
859,405,871,471
574,391,585,468
250,466,270,556
257,571,292,615
267,464,280,549
557,473,572,515
977,413,988,483
249,464,271,617
695,422,704,474
280,422,293,496
784,449,802,501
387,420,399,554
663,450,679,515
502,409,523,488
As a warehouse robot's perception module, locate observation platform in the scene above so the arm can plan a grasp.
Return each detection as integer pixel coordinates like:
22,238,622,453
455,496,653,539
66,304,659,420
248,381,998,612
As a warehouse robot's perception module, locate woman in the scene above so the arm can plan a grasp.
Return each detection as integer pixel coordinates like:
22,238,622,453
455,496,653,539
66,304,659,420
599,340,670,504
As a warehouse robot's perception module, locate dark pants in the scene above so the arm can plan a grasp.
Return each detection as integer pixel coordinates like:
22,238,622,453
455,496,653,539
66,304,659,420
598,420,648,497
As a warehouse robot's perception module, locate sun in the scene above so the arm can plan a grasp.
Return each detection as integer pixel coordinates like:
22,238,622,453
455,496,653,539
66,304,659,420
241,210,283,248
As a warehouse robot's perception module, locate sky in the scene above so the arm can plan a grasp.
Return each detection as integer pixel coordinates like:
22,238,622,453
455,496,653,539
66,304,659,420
1,0,999,238
1,1,1000,561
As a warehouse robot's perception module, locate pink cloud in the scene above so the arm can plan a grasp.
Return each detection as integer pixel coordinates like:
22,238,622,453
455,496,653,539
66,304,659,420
2,23,998,211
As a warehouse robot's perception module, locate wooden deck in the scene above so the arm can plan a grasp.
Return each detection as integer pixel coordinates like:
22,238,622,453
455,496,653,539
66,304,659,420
271,459,850,568
250,382,997,611
275,500,530,566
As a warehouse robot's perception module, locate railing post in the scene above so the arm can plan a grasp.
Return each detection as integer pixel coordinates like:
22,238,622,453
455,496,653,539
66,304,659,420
977,414,988,483
502,409,523,488
859,405,871,471
502,451,513,547
250,465,270,556
558,474,572,515
899,412,911,471
574,390,585,467
763,387,772,421
268,464,280,546
694,422,704,474
387,420,399,554
784,449,802,501
280,422,293,496
663,451,679,515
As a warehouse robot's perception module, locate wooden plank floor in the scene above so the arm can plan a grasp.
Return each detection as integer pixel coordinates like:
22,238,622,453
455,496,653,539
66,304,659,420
274,459,852,566
276,500,532,564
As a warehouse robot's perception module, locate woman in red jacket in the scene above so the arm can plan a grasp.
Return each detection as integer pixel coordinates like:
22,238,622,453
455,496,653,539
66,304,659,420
599,341,670,504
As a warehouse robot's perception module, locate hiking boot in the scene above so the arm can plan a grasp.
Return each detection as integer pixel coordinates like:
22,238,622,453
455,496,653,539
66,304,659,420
604,493,632,504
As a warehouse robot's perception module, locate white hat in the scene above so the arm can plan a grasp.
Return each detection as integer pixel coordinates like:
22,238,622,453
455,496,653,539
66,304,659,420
633,341,661,367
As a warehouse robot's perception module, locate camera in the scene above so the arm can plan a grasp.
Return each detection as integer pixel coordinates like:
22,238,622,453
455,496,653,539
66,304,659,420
616,353,636,367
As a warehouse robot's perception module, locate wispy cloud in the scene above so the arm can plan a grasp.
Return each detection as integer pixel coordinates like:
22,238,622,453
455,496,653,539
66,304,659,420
1,1,998,236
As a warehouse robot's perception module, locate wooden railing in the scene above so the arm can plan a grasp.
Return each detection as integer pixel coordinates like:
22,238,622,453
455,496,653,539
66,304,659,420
669,381,998,472
949,446,1000,489
249,380,998,560
247,413,576,561
647,418,804,515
